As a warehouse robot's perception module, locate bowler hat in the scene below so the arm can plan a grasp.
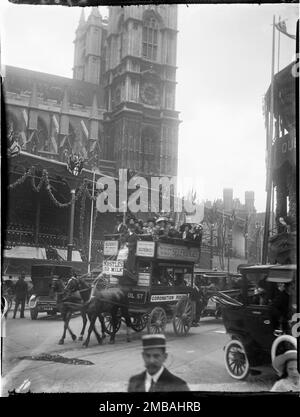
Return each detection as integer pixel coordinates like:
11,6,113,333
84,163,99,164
142,334,166,350
272,350,298,376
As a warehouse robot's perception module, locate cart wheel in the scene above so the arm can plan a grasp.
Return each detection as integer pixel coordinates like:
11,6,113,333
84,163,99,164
173,297,193,336
224,339,250,380
147,307,167,334
131,314,148,332
30,308,38,320
103,311,122,335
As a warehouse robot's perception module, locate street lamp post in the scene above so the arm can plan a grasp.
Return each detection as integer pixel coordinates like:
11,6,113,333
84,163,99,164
87,170,96,274
67,188,76,262
210,224,214,270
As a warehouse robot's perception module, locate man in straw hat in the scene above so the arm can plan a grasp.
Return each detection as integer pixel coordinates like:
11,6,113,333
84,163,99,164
127,334,189,392
271,349,299,392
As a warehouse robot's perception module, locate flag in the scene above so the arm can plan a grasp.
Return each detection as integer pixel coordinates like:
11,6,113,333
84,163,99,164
52,115,59,133
50,136,58,154
22,109,28,127
80,120,89,139
26,130,36,144
59,135,67,148
275,20,296,40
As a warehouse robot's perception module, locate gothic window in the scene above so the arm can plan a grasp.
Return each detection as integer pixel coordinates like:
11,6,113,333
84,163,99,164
118,15,124,61
141,127,157,174
142,16,158,61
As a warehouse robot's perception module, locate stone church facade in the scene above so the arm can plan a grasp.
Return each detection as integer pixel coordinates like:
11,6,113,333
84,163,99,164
5,5,179,179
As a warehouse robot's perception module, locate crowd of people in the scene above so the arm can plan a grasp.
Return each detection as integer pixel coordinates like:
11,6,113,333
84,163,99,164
113,214,203,243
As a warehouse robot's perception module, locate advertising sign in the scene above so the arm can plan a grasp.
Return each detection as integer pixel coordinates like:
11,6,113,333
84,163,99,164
138,272,151,286
157,243,200,262
104,241,119,256
103,260,124,276
136,241,155,257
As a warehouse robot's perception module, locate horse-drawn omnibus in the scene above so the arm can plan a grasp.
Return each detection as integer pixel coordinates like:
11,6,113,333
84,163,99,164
102,234,201,336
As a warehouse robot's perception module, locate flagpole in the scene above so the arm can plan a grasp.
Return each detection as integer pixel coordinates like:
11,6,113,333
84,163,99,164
262,15,276,264
87,169,96,274
277,16,281,72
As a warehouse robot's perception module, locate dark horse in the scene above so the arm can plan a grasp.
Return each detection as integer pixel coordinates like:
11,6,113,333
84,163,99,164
83,273,132,348
50,276,106,345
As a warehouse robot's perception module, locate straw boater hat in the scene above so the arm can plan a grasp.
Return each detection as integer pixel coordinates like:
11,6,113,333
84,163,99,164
272,350,298,377
142,334,166,350
156,217,168,224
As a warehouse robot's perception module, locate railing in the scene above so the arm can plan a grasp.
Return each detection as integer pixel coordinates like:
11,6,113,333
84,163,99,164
5,228,80,250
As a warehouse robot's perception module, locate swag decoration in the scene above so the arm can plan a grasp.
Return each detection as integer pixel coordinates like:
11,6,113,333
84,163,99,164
8,166,88,208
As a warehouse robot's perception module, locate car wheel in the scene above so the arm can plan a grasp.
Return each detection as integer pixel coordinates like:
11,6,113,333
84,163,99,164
224,339,250,380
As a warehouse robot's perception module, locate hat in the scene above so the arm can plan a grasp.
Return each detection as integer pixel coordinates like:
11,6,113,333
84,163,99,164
156,217,167,224
180,223,192,231
147,217,156,223
142,334,166,350
272,350,298,376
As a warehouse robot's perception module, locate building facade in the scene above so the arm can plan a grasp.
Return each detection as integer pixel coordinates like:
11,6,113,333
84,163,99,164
5,5,179,179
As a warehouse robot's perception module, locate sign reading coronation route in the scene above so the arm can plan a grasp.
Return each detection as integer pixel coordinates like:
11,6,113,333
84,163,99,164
150,294,187,302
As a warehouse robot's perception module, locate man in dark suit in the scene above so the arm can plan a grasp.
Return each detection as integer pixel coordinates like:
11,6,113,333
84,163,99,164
113,214,127,234
128,334,189,392
13,272,28,319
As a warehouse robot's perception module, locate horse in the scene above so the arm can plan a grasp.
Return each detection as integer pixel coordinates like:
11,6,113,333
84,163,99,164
83,274,132,348
50,276,106,345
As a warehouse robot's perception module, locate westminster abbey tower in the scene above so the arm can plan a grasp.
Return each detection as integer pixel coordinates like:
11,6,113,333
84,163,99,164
73,5,179,178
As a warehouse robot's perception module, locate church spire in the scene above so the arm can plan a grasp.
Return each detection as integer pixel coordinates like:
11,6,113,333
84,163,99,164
79,8,85,26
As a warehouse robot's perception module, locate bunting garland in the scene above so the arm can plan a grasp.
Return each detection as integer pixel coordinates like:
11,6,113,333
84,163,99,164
8,166,88,208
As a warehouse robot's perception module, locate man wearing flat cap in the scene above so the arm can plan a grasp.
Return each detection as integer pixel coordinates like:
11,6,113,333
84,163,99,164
127,334,189,392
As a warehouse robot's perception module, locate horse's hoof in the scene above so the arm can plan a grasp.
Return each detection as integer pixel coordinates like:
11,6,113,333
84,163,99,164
78,336,83,341
58,340,64,345
72,335,77,341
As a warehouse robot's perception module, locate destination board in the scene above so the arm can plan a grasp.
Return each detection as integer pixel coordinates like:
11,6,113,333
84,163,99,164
157,243,200,262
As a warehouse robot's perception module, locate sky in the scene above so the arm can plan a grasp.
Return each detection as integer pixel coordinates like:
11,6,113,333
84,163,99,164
0,2,298,212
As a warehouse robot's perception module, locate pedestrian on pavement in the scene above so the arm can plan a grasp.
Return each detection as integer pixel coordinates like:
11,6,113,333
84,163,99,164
271,350,300,392
127,334,190,392
270,282,290,333
13,272,28,319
